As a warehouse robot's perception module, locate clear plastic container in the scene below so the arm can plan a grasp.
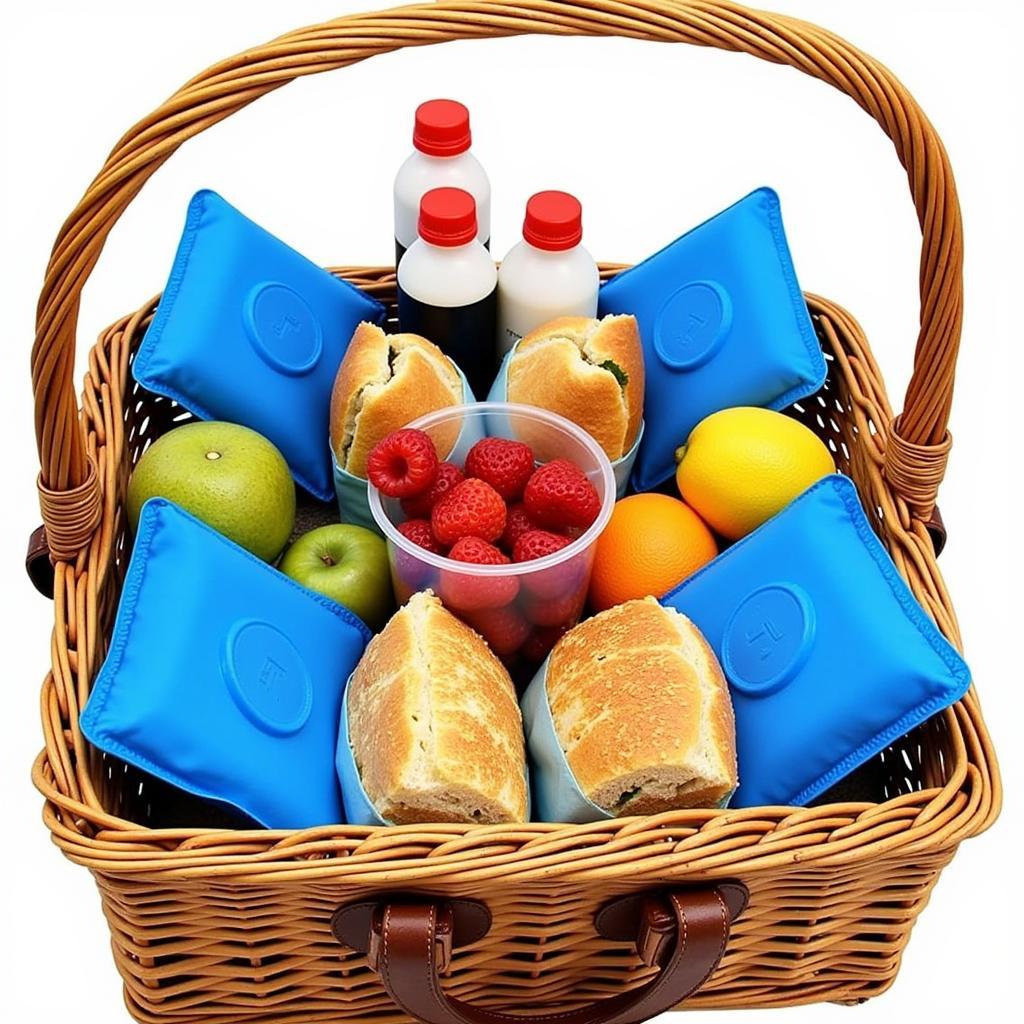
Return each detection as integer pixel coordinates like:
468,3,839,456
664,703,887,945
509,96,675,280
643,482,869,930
368,402,616,669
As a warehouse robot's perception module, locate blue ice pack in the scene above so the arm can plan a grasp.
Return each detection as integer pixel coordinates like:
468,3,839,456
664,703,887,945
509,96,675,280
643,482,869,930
133,191,386,501
660,475,971,808
80,498,371,829
598,188,826,491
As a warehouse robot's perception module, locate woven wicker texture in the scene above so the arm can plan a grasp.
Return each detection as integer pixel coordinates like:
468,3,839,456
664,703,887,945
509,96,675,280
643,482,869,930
28,2,999,1021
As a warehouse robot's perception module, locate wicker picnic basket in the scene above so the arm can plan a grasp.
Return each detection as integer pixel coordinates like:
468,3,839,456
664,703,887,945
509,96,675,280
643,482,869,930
29,2,1001,1021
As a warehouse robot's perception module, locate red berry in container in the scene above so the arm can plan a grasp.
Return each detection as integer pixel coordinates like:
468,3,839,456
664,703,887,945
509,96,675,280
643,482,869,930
521,584,586,629
401,461,464,519
464,603,531,658
521,624,571,664
523,458,601,531
367,428,439,498
512,529,571,563
398,518,446,555
432,478,507,545
465,437,535,501
499,503,537,553
439,536,520,610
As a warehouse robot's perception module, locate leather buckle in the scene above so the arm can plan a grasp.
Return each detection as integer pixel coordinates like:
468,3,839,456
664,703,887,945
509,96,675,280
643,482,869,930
636,897,674,967
367,903,455,973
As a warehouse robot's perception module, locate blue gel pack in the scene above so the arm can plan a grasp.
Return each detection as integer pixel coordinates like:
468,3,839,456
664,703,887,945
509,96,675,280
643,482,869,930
80,498,371,829
133,190,386,501
598,188,826,491
660,475,971,808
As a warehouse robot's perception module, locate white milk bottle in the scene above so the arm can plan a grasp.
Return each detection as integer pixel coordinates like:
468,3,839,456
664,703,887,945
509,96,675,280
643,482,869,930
496,191,599,355
393,99,491,266
397,187,498,397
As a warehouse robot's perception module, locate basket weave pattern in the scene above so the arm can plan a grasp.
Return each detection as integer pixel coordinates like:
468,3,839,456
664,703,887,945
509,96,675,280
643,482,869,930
29,3,999,1021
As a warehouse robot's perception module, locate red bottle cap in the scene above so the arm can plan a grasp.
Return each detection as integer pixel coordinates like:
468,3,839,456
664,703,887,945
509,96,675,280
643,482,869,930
418,188,478,247
522,191,584,251
413,99,472,157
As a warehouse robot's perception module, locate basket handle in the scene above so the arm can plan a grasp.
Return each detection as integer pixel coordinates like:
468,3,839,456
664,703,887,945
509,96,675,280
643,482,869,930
332,884,747,1024
32,0,962,560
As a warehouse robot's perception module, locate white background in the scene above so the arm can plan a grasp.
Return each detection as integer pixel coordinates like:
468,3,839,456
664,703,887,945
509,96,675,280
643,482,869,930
1,0,1020,1019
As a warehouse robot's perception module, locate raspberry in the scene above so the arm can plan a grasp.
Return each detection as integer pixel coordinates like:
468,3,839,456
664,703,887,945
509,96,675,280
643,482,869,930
401,461,464,519
431,478,507,545
523,459,601,531
521,624,571,664
464,604,531,658
367,428,439,498
439,537,520,610
513,529,571,563
465,437,534,501
398,518,446,555
500,503,538,553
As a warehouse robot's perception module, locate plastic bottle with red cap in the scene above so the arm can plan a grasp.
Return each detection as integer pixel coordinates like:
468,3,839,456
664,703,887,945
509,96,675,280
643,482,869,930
393,99,491,266
496,191,599,355
397,187,498,396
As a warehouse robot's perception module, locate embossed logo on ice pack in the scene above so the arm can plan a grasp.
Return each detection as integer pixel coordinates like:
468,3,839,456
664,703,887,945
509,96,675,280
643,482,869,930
653,280,732,371
721,583,815,697
223,620,313,735
245,282,323,375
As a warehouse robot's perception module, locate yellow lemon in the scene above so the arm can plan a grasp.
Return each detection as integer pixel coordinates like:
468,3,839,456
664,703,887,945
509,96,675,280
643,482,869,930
674,407,835,540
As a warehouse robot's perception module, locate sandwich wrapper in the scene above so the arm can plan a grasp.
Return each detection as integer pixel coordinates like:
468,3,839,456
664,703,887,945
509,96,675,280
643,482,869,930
337,675,532,826
521,656,733,824
332,367,480,533
598,187,826,492
134,190,385,502
487,347,641,499
80,498,370,829
660,474,972,808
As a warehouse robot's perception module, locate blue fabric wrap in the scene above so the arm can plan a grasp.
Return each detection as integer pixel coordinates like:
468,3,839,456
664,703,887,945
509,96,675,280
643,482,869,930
660,475,972,808
598,188,826,492
487,347,641,498
333,368,479,534
79,498,371,829
133,190,386,501
520,658,612,824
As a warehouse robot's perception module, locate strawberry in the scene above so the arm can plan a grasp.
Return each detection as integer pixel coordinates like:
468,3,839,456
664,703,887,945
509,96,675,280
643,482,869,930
367,428,439,498
401,461,464,519
521,585,586,628
398,518,446,554
523,459,601,531
432,478,507,545
499,503,537,553
513,529,571,563
521,624,571,664
439,537,520,610
465,437,534,501
464,604,531,658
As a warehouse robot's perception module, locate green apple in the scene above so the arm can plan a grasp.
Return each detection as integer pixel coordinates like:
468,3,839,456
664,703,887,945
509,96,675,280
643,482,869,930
279,525,393,630
127,421,295,562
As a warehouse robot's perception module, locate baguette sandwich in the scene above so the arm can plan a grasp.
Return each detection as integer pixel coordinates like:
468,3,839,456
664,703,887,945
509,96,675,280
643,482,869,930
507,315,645,460
346,591,528,824
545,597,736,815
330,322,463,477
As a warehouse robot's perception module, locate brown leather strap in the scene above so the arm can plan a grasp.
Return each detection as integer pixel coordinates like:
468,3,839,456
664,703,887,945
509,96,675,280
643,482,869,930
337,886,745,1024
26,525,55,598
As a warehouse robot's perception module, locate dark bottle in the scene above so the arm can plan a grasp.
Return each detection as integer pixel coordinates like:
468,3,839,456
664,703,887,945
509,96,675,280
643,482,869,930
397,187,498,397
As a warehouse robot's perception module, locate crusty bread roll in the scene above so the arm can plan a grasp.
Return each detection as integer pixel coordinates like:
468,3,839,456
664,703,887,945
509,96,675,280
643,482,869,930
507,315,645,460
347,591,528,824
546,597,736,815
330,322,463,478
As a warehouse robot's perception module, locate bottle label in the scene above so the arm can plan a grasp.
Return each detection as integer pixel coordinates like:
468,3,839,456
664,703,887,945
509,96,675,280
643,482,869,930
394,237,490,270
397,284,498,397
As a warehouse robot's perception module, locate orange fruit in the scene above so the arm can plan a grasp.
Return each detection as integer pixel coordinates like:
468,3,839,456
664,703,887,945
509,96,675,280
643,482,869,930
588,493,717,611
